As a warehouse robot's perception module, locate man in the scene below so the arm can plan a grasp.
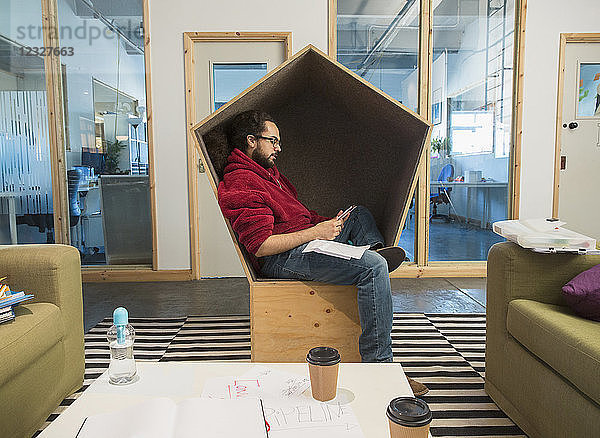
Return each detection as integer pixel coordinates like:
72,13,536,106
218,110,427,395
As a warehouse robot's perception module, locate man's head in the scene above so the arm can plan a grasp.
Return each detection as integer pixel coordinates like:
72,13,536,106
227,110,281,169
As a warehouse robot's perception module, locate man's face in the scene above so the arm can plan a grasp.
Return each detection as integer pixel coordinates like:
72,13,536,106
249,121,281,169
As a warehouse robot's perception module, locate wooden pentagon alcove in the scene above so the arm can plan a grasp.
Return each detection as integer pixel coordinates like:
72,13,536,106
192,45,430,362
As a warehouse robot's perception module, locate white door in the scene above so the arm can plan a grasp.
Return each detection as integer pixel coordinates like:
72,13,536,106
557,42,600,239
192,40,286,277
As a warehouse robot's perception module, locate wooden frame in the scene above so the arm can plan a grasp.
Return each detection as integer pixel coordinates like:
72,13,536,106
390,262,486,278
42,0,70,244
142,0,159,270
552,32,600,217
39,0,159,276
82,268,192,283
183,32,292,280
327,0,527,277
328,0,337,59
510,0,527,219
417,0,433,266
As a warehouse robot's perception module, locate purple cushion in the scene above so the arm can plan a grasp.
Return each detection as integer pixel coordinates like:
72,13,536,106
562,264,600,322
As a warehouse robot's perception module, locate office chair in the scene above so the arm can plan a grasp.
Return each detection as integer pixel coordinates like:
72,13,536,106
67,168,82,227
430,164,454,222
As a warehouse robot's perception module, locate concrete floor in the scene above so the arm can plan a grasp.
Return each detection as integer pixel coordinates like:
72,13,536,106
390,277,486,314
399,217,505,262
83,277,486,332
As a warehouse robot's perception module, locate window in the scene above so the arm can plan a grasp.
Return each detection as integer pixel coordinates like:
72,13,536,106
577,63,600,118
336,0,516,263
450,111,494,155
336,0,420,113
212,63,267,111
337,0,420,261
0,0,55,245
429,0,512,261
58,0,152,266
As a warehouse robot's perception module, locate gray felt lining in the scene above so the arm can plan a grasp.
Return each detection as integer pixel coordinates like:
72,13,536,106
193,47,430,280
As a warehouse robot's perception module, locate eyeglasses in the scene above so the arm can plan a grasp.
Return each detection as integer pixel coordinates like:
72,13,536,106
254,135,281,149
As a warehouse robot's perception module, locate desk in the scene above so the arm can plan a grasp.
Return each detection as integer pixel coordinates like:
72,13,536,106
430,181,509,229
38,362,429,438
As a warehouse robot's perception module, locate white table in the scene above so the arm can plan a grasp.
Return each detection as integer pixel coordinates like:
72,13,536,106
38,362,429,438
431,181,508,228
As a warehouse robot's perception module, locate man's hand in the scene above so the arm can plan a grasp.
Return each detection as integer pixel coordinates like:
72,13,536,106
255,211,344,257
312,213,344,240
336,209,350,227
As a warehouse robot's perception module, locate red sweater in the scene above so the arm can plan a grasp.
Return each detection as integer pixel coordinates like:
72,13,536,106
218,149,329,266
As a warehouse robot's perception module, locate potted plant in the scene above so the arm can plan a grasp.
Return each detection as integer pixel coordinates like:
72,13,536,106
431,137,452,157
103,140,126,174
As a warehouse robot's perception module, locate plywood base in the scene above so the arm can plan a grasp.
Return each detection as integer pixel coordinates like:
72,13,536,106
251,281,362,362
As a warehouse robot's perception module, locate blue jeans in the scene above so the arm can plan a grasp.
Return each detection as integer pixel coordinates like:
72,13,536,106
260,206,393,363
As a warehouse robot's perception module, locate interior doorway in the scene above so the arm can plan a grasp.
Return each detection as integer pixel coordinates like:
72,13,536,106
554,34,600,240
183,33,291,278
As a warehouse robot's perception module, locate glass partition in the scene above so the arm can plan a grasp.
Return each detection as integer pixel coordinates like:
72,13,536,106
428,0,511,260
56,0,151,265
337,0,420,260
0,0,55,245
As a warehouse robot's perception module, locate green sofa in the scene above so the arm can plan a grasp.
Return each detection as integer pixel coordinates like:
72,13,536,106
0,244,84,438
486,242,600,438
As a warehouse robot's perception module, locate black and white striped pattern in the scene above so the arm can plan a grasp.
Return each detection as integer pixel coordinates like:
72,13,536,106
408,314,523,437
34,314,526,438
161,316,251,362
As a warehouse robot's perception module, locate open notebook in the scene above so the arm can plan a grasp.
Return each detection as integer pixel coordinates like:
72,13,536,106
77,397,268,438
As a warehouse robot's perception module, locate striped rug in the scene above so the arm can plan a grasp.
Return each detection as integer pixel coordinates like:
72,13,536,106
34,313,527,438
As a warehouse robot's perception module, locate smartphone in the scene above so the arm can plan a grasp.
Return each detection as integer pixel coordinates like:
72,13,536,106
337,205,357,221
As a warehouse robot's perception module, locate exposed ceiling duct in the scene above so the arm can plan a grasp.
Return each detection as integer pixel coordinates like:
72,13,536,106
64,0,144,55
338,0,477,75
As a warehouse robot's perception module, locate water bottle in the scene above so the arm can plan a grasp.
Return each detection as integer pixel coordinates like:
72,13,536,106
107,307,136,385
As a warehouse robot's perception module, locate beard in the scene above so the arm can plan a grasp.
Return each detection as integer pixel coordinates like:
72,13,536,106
254,150,277,169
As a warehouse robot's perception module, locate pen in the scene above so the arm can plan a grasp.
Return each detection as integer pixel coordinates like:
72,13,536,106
75,417,87,437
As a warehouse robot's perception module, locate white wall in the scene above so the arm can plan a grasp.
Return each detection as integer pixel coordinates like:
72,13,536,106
519,0,599,219
148,0,328,270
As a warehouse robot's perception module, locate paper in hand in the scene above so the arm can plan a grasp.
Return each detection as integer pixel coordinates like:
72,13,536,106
303,240,370,260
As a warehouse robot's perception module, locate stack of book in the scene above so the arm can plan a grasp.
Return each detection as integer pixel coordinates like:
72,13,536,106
0,307,14,324
0,278,34,325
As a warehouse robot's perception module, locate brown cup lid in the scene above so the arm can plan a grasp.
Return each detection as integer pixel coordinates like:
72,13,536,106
306,347,341,366
386,397,432,427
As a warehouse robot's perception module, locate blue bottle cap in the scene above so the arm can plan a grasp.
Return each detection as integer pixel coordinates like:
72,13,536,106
113,307,129,326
